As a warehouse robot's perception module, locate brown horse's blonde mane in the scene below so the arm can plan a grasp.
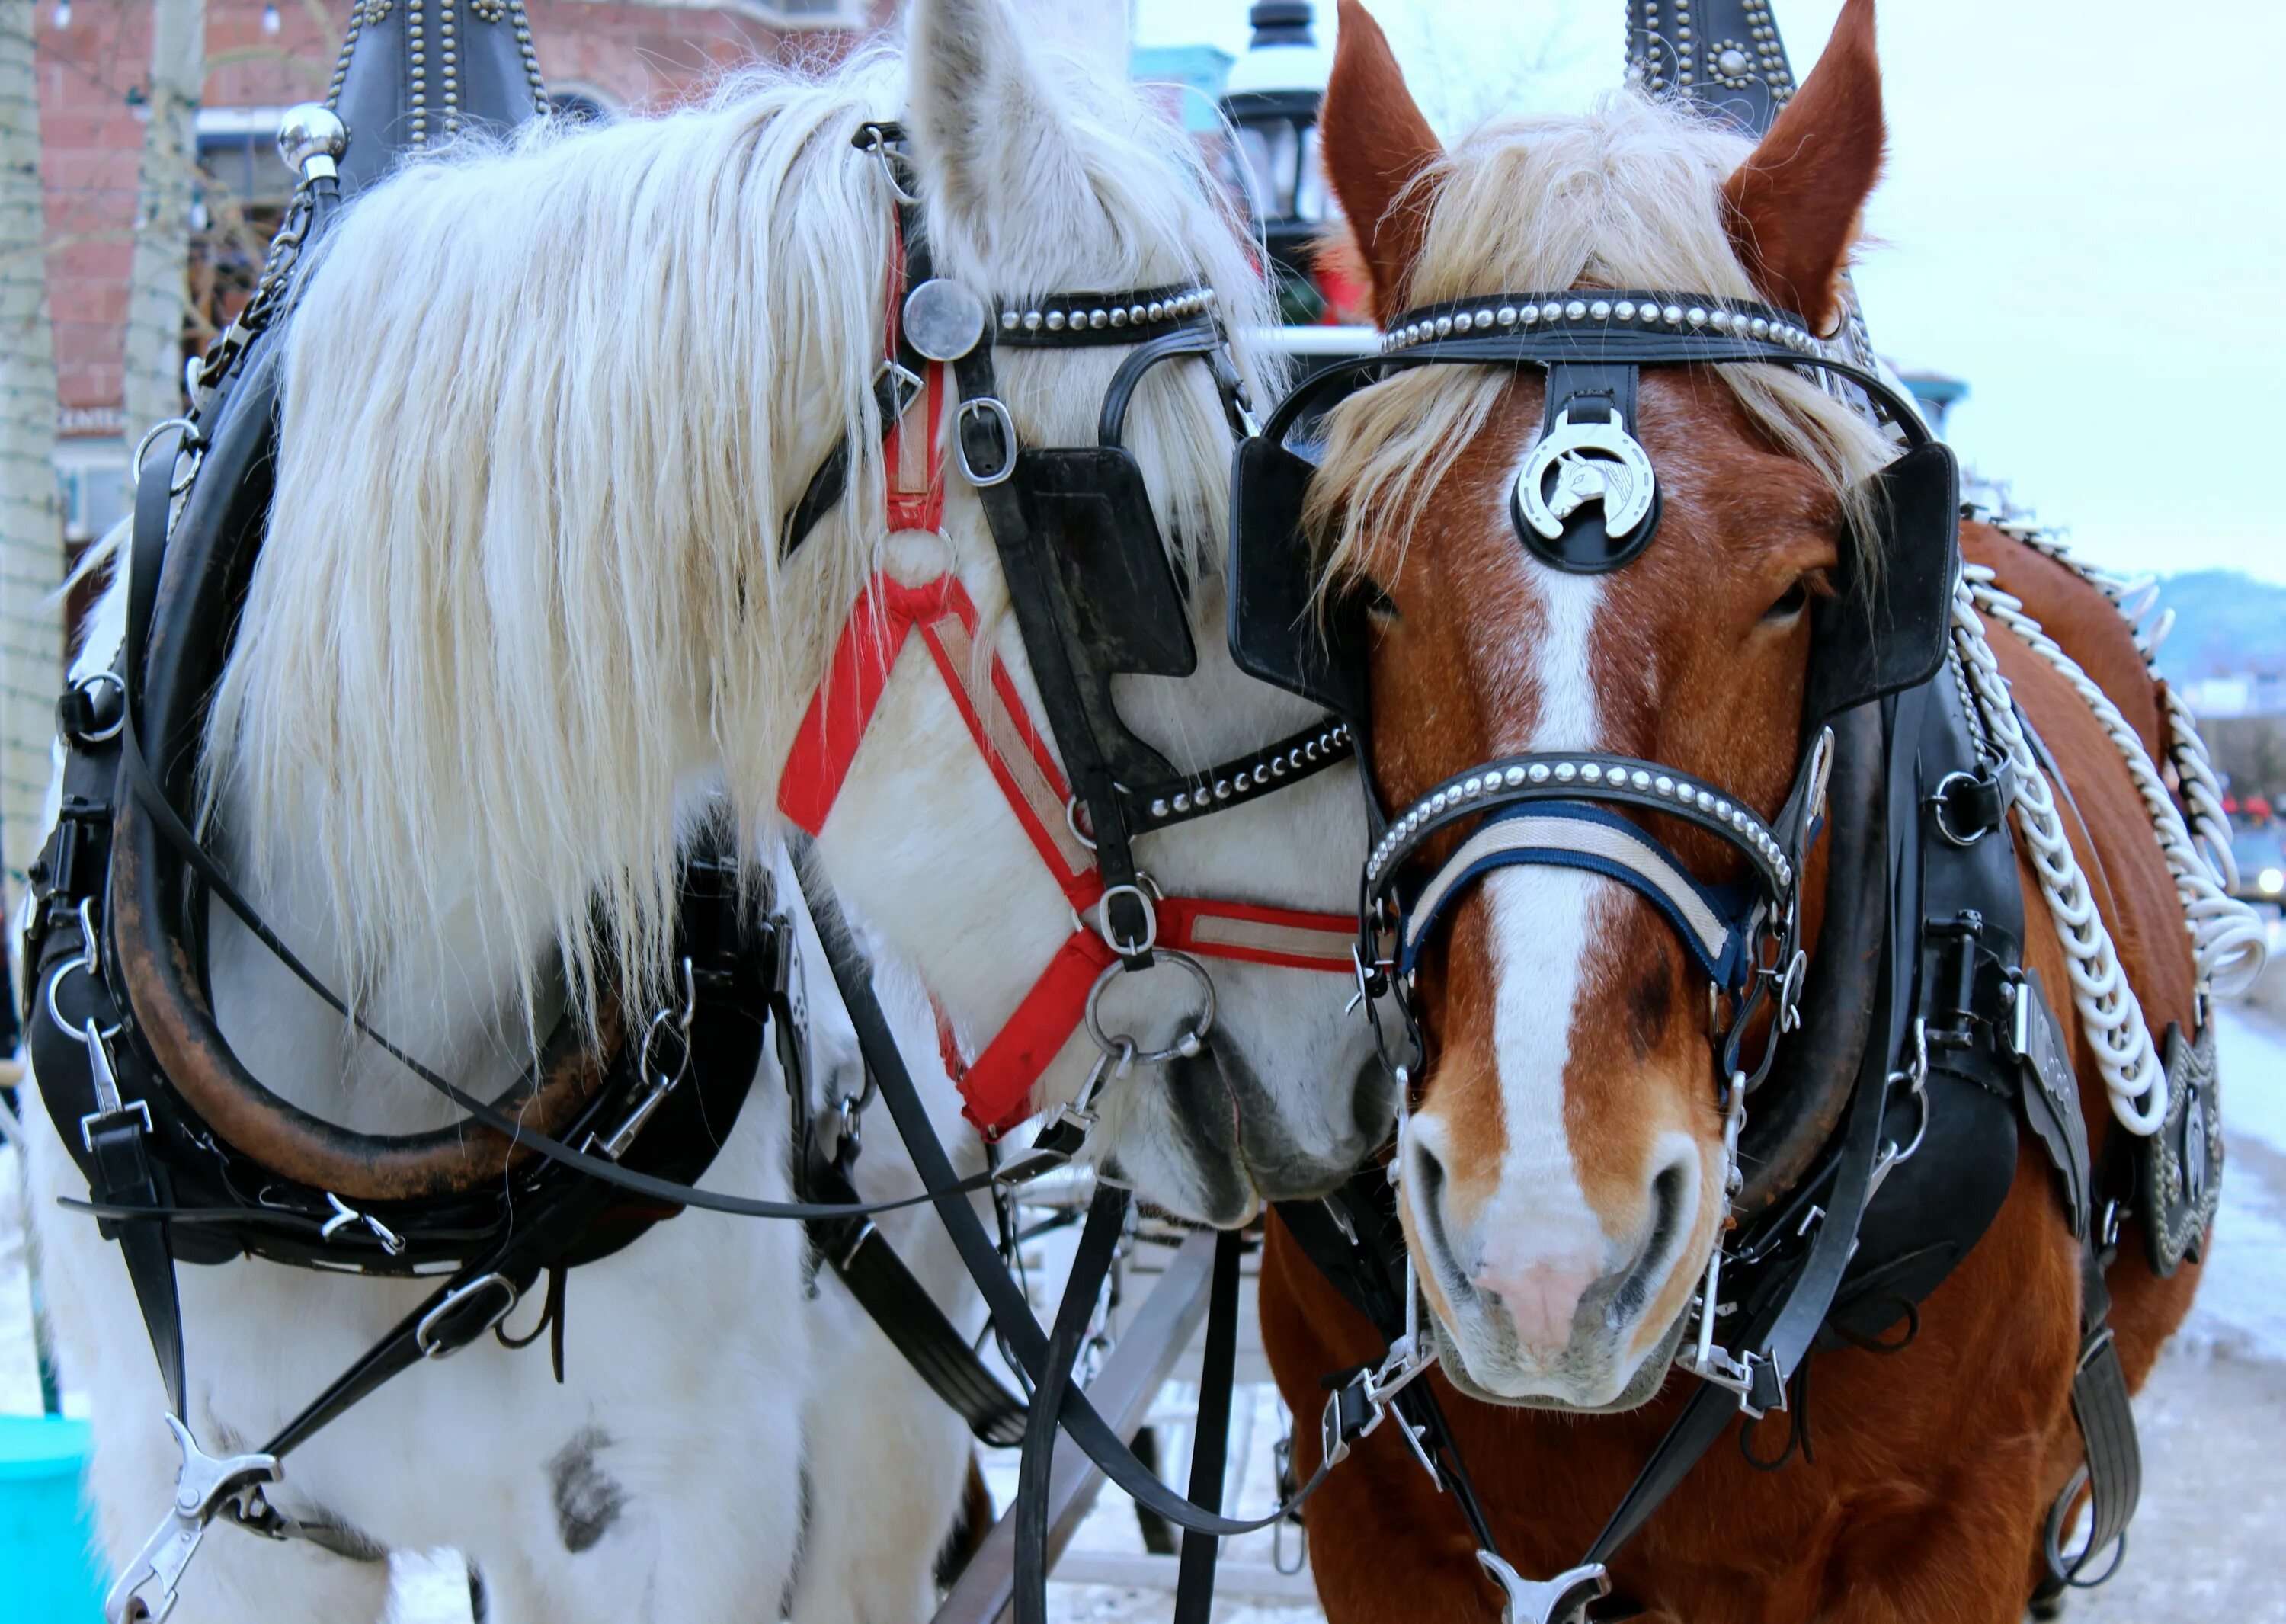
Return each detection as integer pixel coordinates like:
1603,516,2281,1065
1305,93,1894,594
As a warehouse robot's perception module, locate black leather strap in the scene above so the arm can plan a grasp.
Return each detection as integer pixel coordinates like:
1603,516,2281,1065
1015,1184,1130,1624
1173,1229,1244,1624
805,1158,1029,1448
951,341,1157,960
123,422,186,723
792,838,1330,1540
780,364,926,559
85,1107,186,1417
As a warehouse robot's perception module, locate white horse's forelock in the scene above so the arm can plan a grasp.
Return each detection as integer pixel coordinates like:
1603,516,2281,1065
203,32,1274,1030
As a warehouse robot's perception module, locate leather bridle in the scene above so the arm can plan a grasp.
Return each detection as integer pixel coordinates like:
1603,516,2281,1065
776,120,1362,1143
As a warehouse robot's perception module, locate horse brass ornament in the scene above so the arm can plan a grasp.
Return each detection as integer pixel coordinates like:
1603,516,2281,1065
1512,410,1657,550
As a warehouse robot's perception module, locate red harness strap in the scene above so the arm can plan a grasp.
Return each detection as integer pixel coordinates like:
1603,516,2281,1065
779,571,1357,1136
879,214,949,537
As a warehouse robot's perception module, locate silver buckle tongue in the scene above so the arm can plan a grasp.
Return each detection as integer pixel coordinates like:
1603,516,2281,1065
107,1415,282,1624
1474,1554,1611,1624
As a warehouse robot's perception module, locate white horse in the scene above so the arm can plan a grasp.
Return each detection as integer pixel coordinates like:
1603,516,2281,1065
24,0,1382,1617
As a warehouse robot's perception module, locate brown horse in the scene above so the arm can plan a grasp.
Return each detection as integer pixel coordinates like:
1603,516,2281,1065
1257,2,2220,1618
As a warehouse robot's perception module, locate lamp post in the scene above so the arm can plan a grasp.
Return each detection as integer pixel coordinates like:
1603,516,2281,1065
1219,2,1335,320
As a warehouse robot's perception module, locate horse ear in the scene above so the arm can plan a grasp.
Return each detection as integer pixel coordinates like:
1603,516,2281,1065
1321,0,1443,326
905,0,1087,235
1718,0,1884,335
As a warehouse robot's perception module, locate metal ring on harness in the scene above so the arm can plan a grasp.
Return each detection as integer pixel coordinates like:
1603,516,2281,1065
62,671,128,744
1065,795,1098,853
1929,770,1996,847
856,122,920,207
129,416,200,487
1084,949,1215,1066
636,957,698,1088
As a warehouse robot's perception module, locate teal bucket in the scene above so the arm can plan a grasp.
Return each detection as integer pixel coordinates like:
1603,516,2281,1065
0,1415,105,1623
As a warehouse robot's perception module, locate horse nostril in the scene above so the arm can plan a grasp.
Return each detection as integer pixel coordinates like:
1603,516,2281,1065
1407,1133,1473,1300
1613,1158,1690,1323
1410,1131,1447,1209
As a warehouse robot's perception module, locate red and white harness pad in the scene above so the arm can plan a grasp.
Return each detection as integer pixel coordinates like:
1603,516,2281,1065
777,570,1358,1136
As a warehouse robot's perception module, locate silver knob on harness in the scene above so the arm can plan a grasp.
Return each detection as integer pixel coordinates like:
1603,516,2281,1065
276,104,348,182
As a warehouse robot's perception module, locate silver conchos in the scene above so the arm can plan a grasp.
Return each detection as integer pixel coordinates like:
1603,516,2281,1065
1514,409,1658,542
901,278,988,362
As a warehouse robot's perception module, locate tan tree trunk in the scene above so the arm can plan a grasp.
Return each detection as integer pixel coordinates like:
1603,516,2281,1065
120,0,207,443
0,0,65,897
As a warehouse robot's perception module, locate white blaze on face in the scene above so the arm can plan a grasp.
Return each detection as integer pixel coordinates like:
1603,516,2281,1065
1465,567,1618,1349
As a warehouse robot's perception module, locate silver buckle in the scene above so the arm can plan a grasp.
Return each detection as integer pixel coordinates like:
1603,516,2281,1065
954,396,1018,485
415,1273,521,1360
75,1017,151,1153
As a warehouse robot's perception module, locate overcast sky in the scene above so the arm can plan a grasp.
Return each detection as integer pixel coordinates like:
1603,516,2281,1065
1137,0,2286,585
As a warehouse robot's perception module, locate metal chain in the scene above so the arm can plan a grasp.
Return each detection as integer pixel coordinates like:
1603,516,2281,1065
1964,565,2266,1000
1985,514,2242,892
1950,575,2162,1132
1951,565,2265,1136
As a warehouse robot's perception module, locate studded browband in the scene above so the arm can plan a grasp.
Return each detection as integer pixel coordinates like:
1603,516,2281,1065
1379,290,1829,357
1257,288,1930,453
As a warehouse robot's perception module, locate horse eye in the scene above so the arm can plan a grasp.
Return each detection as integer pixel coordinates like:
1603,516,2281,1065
1364,581,1400,623
1762,578,1813,623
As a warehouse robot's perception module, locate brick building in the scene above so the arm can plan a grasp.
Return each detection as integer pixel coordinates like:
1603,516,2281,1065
34,0,888,542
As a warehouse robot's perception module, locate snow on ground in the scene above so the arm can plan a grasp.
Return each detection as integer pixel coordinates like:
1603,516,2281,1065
10,1000,2286,1619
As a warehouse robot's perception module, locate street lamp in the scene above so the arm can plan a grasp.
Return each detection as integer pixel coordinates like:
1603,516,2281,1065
1219,2,1334,317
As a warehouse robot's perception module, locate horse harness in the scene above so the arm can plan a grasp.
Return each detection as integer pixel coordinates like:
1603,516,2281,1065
1231,291,2173,1619
12,110,1368,1622
775,122,1360,1148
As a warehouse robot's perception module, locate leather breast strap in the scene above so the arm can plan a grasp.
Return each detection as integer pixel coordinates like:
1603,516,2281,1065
801,1152,1028,1449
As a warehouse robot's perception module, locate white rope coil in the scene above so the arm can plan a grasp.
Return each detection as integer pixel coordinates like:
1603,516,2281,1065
1949,546,2270,1137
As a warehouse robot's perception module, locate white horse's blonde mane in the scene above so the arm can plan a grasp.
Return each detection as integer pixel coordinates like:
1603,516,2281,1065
205,34,1274,1028
1308,93,1891,585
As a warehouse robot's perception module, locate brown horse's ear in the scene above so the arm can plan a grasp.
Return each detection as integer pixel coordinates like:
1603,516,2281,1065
1718,0,1884,335
1321,0,1443,325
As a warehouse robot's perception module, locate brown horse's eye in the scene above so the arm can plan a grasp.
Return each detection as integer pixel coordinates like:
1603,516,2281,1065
1364,581,1401,623
1762,576,1817,624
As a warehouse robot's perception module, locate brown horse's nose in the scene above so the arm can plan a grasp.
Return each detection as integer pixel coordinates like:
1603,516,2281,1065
1469,1257,1599,1354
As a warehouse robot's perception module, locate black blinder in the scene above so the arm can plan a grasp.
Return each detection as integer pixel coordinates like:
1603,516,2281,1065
1802,438,1961,730
1228,433,1371,728
1019,447,1196,681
